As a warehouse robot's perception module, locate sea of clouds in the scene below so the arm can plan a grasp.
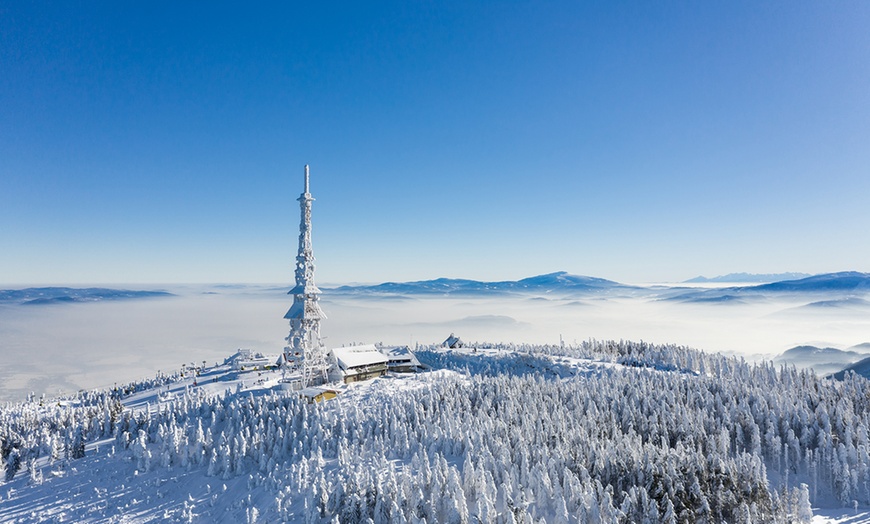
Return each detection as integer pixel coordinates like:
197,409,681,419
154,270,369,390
1,283,869,402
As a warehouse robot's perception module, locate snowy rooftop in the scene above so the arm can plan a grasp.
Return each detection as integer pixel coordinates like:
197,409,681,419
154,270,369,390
380,345,421,366
298,386,338,398
331,344,389,370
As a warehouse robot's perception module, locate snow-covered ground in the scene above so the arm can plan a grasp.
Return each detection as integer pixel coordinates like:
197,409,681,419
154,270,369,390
1,360,323,523
0,359,436,522
813,509,870,523
4,344,870,522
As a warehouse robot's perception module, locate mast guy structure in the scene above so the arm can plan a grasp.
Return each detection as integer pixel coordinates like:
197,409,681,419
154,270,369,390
284,165,329,387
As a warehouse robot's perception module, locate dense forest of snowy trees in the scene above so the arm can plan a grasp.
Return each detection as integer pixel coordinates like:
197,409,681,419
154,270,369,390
3,340,870,522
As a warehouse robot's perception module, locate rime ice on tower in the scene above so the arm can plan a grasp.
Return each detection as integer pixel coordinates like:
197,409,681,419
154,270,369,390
284,165,329,387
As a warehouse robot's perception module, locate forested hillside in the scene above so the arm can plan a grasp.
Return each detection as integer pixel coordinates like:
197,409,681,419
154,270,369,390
3,341,870,522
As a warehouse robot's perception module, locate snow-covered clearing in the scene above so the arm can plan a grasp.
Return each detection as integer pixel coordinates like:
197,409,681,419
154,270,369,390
813,509,870,523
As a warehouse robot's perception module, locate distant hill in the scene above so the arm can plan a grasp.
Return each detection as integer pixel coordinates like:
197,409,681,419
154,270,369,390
831,356,870,381
0,287,174,305
326,271,634,296
682,294,747,304
793,298,870,310
774,344,870,376
752,272,870,293
668,272,870,303
774,345,866,374
775,345,867,360
810,298,870,308
685,272,811,283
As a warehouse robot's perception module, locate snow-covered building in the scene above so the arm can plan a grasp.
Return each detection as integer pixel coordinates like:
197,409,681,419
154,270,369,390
298,386,339,403
379,345,423,372
330,345,389,383
227,349,273,371
442,333,463,349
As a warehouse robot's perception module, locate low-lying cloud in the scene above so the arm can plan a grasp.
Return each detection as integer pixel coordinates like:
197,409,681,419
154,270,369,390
1,283,869,401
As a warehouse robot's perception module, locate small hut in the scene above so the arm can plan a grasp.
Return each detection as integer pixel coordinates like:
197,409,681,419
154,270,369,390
442,333,463,349
299,387,338,403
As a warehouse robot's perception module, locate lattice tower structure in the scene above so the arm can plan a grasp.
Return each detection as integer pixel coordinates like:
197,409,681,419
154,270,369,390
284,165,329,387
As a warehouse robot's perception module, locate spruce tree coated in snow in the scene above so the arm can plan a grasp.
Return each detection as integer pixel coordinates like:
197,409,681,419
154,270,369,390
661,497,677,524
374,493,390,524
315,473,329,518
304,492,318,524
553,493,570,524
4,448,21,481
207,448,219,477
27,458,43,485
48,436,61,463
796,484,813,523
388,499,403,524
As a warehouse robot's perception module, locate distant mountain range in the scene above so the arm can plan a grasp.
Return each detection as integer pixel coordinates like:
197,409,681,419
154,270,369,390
0,287,174,305
326,271,636,296
752,272,870,293
4,272,868,303
685,272,811,283
326,271,870,300
771,342,870,379
667,272,870,303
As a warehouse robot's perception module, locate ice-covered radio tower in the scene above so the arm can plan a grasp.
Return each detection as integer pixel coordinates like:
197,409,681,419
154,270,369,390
284,165,329,387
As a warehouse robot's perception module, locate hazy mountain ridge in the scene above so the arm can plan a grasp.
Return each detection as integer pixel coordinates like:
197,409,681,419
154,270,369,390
798,297,870,309
667,272,870,303
824,343,870,380
831,357,870,381
753,272,870,292
326,271,634,296
773,343,870,376
0,287,174,305
774,345,866,375
326,271,870,301
685,272,812,283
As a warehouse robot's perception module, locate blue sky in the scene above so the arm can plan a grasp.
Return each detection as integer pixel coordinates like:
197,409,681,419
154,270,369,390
2,1,869,284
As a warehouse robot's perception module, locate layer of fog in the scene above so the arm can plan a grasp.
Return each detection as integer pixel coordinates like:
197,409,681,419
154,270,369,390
1,284,869,402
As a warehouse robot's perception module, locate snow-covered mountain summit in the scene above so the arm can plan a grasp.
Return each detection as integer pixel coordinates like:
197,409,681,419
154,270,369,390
2,340,866,523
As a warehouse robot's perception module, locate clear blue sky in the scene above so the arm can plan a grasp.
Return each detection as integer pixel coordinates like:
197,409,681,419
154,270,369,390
2,1,869,285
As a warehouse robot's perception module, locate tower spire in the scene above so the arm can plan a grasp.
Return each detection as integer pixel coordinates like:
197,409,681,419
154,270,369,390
304,164,310,194
284,165,328,387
